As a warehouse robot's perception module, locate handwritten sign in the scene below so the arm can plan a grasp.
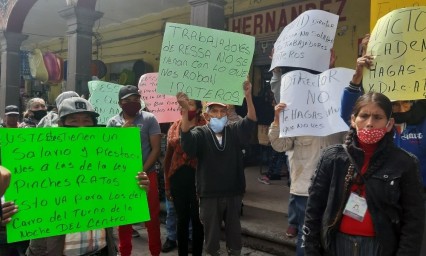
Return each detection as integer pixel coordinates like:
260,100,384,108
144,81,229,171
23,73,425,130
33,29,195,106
138,73,180,123
363,7,426,101
0,128,149,243
370,0,426,29
88,81,122,125
279,68,353,137
157,22,255,105
270,10,339,73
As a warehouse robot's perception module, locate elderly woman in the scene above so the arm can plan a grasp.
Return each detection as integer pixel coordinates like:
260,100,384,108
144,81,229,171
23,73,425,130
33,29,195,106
19,97,47,127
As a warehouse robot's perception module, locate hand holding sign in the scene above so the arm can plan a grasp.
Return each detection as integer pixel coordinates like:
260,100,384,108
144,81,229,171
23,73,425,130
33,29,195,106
279,68,353,137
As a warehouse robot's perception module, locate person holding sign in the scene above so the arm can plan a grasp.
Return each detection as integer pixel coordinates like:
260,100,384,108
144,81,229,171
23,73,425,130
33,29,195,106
177,79,256,256
107,85,162,256
304,92,424,255
26,97,150,256
164,99,205,256
341,36,426,256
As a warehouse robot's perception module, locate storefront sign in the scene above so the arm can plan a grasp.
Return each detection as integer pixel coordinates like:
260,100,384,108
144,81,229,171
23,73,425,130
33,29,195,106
229,0,347,36
279,68,353,137
364,7,426,100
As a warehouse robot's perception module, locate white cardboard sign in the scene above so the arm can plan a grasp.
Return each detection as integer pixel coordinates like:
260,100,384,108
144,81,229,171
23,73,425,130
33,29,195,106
279,68,354,137
270,10,339,72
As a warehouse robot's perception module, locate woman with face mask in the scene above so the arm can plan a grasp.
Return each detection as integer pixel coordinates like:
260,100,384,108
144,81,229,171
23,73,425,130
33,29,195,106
304,92,424,256
163,99,205,256
19,97,48,128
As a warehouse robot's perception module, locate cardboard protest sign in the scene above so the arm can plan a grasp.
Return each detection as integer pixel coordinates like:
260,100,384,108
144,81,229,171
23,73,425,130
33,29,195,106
88,81,122,125
279,68,353,137
0,128,149,243
157,22,255,105
270,10,339,73
363,7,426,101
138,73,180,123
370,0,426,29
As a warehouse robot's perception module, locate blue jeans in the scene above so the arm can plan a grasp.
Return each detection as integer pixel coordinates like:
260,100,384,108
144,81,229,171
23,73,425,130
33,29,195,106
165,198,193,241
293,195,308,256
288,194,298,228
165,199,177,241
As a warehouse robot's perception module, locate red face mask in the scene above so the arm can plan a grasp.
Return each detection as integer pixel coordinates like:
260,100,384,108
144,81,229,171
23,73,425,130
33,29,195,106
357,127,387,144
180,110,197,121
122,102,141,117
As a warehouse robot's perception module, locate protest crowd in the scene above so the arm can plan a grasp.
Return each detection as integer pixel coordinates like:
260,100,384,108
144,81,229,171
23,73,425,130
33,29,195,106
1,5,426,256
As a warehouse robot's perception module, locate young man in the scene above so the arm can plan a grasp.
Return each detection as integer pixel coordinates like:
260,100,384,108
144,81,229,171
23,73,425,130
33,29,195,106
1,105,20,128
107,85,162,256
177,80,257,256
37,91,79,127
26,97,149,256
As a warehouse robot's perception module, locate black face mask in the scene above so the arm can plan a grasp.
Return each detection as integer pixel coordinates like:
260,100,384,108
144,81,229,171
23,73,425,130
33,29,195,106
393,100,426,125
32,110,47,120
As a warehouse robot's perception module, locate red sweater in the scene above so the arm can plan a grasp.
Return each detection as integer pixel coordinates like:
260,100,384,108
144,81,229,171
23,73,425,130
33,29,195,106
340,139,378,236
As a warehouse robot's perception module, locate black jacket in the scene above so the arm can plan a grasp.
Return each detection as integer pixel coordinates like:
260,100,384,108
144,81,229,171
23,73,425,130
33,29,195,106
304,139,424,256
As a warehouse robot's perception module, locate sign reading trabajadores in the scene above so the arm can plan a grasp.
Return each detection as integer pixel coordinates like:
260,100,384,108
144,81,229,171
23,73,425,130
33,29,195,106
157,22,255,105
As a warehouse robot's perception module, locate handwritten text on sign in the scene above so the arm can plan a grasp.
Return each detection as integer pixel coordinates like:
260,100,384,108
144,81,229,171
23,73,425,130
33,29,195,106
370,0,426,29
88,81,122,125
279,68,353,137
270,10,339,73
1,128,149,243
138,73,180,123
364,7,426,101
157,23,255,105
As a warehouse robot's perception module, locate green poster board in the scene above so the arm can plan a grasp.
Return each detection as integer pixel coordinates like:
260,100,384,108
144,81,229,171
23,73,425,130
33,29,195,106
0,128,149,243
88,81,122,125
157,22,255,105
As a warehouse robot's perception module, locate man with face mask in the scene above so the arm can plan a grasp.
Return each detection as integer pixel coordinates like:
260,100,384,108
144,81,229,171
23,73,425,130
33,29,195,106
177,80,256,256
106,85,162,256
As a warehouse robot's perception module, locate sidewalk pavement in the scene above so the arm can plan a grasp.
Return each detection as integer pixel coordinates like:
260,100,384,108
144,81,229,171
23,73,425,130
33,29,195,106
116,165,296,255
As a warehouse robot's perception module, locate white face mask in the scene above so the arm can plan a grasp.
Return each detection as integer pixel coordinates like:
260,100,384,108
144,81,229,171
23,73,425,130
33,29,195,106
209,116,228,133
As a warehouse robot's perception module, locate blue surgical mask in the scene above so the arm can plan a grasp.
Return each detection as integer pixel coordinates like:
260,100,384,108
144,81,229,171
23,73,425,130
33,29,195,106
209,116,228,133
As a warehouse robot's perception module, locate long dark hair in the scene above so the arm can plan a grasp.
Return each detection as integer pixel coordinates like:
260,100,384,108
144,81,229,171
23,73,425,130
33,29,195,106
329,92,394,228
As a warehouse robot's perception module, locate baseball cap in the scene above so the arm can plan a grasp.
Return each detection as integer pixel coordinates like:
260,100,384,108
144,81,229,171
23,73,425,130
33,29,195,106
119,85,140,100
206,102,227,108
55,91,79,107
58,97,99,118
5,105,19,115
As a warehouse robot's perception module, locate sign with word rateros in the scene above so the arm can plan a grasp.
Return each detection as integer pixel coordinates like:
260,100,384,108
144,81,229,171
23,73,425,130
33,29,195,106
370,0,426,29
270,10,339,73
363,7,426,101
157,22,255,105
279,68,353,137
138,73,180,123
0,128,149,243
88,81,122,125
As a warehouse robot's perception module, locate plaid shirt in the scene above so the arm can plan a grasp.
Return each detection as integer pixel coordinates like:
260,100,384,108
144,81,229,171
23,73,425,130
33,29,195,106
64,229,106,256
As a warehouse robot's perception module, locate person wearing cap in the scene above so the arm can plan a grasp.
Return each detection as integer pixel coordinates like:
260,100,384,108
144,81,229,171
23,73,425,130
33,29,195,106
177,80,256,256
19,98,48,128
26,97,149,256
1,105,20,128
37,91,79,127
106,85,162,256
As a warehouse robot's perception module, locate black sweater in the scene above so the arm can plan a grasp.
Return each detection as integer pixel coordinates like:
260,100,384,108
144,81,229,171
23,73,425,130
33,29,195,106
180,117,256,197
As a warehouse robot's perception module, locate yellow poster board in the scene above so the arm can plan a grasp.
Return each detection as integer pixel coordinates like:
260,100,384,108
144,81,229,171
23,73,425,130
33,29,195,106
370,0,426,29
363,7,426,101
